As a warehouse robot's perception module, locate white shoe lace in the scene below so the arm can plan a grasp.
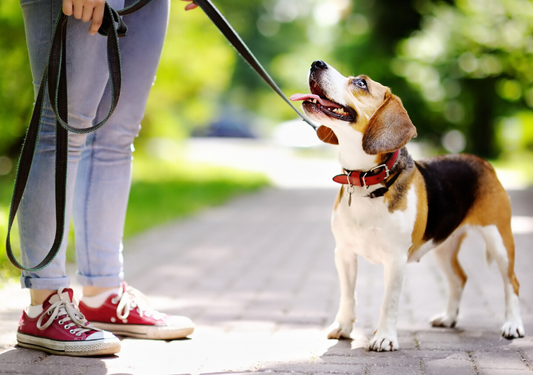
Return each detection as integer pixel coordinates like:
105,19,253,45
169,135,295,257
112,284,165,321
37,288,100,336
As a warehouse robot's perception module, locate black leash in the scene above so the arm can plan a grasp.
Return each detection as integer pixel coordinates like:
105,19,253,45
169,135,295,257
6,1,153,272
194,0,317,129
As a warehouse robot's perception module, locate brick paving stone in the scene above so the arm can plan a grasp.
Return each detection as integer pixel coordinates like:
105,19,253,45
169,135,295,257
424,353,476,375
369,366,421,375
474,349,530,371
479,370,533,375
262,361,368,374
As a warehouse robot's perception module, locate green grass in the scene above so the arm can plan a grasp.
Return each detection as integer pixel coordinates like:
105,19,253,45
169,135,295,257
0,154,269,282
124,155,269,237
0,176,18,282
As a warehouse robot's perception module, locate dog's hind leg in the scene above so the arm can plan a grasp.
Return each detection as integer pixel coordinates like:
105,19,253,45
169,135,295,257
327,248,358,339
430,229,468,328
478,224,525,338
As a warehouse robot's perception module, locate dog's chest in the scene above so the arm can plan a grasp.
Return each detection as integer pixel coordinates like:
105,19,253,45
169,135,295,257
331,186,418,263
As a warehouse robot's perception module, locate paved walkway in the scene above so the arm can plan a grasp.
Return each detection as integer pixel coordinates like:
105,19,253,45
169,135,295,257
1,140,532,374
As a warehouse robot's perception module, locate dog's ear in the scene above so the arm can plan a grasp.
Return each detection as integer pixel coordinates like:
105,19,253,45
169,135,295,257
362,92,417,155
317,125,339,145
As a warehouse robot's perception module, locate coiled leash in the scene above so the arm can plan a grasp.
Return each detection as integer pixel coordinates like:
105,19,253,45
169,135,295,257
6,0,314,271
6,1,155,271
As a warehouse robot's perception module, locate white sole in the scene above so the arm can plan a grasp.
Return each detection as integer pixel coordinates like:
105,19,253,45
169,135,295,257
17,332,121,356
90,322,194,340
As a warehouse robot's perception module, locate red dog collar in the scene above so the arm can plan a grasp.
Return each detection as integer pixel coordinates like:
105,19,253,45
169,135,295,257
333,150,400,188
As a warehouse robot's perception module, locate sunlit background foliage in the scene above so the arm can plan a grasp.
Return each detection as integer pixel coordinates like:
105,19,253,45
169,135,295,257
1,0,532,166
150,0,533,160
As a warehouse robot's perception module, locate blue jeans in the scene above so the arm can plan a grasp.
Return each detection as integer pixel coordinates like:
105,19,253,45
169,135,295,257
18,0,170,290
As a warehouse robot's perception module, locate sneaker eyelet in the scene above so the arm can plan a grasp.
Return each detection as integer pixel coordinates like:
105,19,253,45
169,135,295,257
70,329,76,334
64,325,70,329
58,320,64,324
76,333,82,337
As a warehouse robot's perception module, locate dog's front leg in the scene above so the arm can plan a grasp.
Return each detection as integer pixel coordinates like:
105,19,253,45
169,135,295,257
368,256,407,351
327,247,357,339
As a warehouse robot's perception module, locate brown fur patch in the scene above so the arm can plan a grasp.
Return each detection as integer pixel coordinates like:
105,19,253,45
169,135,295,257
408,169,428,256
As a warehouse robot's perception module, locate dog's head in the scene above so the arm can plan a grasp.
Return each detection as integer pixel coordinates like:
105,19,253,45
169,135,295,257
291,60,417,155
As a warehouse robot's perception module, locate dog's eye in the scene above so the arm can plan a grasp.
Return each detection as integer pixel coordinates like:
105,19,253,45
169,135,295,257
354,79,367,89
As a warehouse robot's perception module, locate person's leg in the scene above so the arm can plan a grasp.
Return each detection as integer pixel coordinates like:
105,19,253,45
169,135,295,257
18,0,123,299
16,0,125,355
73,0,194,339
73,0,170,292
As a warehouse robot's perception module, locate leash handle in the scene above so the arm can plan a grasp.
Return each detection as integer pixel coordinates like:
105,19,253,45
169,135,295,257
194,0,317,129
5,0,153,272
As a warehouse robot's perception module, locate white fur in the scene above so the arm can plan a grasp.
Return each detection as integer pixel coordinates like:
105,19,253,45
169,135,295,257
327,184,418,351
429,226,469,328
336,127,377,172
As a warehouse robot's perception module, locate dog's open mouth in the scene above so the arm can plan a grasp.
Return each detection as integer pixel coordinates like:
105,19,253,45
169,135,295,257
290,84,356,122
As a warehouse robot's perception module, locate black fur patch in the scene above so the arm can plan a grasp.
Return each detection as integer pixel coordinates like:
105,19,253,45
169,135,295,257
415,155,480,244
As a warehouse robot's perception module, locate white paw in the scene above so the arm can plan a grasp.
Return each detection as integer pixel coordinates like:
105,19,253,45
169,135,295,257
326,321,353,339
430,313,457,328
367,332,399,352
501,320,525,339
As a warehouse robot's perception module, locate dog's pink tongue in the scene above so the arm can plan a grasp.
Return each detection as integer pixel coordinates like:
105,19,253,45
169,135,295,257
290,93,341,108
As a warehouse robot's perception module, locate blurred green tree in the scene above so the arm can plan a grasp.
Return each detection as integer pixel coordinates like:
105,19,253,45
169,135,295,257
0,2,34,159
1,0,532,162
393,0,533,157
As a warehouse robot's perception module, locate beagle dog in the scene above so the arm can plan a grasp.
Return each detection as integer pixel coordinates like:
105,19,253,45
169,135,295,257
290,60,525,351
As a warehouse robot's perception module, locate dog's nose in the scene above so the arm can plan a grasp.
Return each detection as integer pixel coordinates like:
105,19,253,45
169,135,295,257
312,60,328,70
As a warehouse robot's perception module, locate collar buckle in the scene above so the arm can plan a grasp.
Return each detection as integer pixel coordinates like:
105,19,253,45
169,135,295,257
361,163,390,189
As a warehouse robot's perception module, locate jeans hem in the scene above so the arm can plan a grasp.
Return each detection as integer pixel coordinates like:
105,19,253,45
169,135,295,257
20,276,70,290
76,272,124,288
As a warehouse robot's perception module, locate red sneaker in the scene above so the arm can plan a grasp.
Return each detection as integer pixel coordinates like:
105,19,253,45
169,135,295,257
79,282,194,340
17,288,121,356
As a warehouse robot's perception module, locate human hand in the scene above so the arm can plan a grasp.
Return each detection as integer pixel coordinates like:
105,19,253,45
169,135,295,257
182,0,198,11
62,0,106,35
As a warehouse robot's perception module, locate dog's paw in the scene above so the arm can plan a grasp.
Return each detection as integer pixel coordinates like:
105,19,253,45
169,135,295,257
326,321,353,339
501,320,525,339
367,332,399,352
430,313,457,328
